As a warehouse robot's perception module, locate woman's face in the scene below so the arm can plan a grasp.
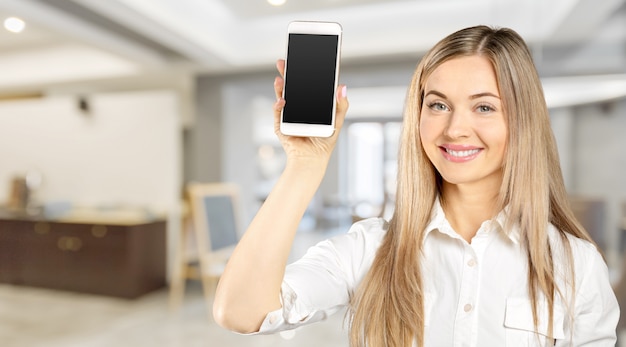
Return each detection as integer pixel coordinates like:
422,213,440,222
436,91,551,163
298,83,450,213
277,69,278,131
419,55,507,189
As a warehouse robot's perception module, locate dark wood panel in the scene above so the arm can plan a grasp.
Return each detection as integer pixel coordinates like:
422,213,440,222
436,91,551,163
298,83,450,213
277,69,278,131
0,218,166,299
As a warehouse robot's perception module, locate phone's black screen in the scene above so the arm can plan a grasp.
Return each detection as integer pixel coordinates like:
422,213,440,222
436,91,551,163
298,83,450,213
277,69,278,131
283,33,339,125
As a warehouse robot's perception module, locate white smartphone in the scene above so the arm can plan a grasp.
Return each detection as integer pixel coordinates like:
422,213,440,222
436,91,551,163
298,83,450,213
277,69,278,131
280,21,343,138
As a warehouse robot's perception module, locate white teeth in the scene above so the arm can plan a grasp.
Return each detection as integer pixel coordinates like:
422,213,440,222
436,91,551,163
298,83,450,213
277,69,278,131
446,148,480,157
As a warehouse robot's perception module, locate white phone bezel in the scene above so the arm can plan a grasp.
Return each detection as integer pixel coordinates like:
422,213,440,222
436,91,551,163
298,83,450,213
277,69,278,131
280,20,342,138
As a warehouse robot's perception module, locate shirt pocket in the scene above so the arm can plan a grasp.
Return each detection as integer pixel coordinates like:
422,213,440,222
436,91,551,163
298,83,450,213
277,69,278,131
504,297,565,347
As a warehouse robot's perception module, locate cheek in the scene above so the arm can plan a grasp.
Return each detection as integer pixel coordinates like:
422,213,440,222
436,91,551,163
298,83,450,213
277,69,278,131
478,119,507,146
496,125,508,152
418,116,436,144
418,120,430,151
488,126,508,161
419,118,439,162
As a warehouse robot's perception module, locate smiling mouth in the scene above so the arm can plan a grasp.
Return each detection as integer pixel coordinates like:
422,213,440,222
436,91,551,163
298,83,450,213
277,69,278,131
444,148,481,158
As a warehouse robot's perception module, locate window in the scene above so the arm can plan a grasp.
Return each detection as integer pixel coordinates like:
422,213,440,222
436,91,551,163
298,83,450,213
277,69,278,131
344,121,401,221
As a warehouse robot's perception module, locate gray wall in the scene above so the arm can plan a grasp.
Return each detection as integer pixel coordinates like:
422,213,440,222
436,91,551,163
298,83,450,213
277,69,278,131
571,99,626,262
551,99,626,264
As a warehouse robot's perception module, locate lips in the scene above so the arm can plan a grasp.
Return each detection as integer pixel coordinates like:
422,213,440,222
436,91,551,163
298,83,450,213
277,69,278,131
445,148,480,157
439,145,482,162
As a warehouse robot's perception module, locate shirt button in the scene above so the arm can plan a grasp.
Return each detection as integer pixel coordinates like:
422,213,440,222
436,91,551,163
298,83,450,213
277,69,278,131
464,304,473,312
467,259,476,267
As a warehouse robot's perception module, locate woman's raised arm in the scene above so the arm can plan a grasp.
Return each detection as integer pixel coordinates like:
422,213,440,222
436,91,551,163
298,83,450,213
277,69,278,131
212,59,348,333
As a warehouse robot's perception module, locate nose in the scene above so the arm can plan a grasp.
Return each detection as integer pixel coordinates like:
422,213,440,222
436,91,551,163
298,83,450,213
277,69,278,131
443,110,471,139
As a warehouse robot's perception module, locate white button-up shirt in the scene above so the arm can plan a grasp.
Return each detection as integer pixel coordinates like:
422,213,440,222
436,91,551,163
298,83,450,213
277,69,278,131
257,201,619,346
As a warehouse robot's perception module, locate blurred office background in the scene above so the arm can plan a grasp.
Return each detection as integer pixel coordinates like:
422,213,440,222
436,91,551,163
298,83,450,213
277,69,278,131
0,0,625,346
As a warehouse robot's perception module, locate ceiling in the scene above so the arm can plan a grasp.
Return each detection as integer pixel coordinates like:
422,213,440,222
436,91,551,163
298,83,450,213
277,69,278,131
0,0,624,95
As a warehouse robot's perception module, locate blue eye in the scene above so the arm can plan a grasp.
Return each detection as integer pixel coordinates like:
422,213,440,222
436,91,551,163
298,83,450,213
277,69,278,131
428,102,449,111
477,105,493,113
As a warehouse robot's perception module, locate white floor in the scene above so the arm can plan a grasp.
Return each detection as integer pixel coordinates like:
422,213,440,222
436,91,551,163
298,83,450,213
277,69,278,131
0,281,348,347
0,228,349,347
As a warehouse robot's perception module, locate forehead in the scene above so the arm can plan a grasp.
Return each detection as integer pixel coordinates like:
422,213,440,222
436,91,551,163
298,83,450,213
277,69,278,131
424,55,499,95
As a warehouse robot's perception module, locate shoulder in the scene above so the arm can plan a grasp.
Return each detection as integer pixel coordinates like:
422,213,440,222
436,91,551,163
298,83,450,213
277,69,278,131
348,217,389,237
330,217,388,251
547,224,600,259
296,217,388,267
546,224,607,285
321,217,388,283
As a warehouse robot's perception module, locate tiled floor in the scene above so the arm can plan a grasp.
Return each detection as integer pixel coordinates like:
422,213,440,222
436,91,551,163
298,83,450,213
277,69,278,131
0,228,349,347
0,282,348,347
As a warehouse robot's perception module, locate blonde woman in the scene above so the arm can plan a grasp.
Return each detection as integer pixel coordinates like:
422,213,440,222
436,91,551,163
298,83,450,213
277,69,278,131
213,25,619,346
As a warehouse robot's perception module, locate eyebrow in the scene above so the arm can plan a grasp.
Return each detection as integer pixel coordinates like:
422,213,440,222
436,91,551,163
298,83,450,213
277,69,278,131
424,90,500,99
470,92,500,100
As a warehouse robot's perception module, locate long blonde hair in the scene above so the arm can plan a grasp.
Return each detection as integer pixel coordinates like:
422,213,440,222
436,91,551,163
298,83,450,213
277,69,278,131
349,25,595,346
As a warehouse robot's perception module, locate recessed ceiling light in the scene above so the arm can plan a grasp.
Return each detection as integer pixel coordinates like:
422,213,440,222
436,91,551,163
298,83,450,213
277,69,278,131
4,17,25,33
268,0,286,6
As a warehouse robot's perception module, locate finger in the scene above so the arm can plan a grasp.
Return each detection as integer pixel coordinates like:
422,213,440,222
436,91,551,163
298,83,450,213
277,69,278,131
273,98,286,135
276,59,285,78
273,59,287,137
274,76,284,100
334,85,349,133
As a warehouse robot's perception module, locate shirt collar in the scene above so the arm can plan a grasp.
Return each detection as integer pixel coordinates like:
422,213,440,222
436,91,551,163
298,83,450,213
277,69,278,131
423,197,521,245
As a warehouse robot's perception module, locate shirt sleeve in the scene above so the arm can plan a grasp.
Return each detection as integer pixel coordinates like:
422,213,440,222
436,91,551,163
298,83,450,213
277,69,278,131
561,242,619,346
256,218,387,334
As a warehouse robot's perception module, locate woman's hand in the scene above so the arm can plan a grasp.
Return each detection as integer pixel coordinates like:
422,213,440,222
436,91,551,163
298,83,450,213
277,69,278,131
273,59,349,168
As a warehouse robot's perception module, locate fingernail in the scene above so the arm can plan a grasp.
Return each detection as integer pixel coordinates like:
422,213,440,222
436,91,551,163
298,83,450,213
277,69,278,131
341,85,347,98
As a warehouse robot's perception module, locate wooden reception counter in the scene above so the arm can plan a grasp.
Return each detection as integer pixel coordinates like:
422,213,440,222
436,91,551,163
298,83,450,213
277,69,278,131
0,209,166,299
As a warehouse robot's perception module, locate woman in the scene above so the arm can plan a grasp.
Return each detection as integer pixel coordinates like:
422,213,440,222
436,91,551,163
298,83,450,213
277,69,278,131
213,25,619,346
